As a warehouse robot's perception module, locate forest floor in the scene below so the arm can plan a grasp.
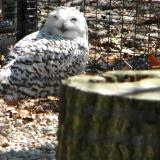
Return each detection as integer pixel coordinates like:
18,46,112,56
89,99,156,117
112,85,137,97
0,97,59,160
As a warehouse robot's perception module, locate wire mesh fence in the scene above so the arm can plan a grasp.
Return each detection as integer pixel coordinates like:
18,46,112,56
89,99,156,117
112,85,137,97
0,0,160,71
85,0,160,71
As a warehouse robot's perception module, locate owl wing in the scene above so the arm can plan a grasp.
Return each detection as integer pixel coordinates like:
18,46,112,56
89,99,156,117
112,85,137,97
4,32,83,73
9,36,80,70
0,31,88,100
5,31,44,64
5,30,88,65
1,31,88,84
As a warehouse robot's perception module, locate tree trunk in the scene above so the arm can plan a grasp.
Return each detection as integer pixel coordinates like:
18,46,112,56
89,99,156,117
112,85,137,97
57,70,160,160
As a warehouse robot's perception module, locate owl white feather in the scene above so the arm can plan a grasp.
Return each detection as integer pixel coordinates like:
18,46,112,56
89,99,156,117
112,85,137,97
0,7,89,102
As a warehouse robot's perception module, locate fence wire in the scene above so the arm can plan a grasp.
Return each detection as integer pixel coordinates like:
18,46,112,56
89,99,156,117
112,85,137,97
0,0,160,71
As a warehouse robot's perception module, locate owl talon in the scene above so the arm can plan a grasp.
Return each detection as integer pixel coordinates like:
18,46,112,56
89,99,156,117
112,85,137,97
4,95,18,106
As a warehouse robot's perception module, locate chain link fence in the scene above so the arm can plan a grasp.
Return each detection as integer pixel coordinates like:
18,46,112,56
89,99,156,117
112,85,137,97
0,0,160,70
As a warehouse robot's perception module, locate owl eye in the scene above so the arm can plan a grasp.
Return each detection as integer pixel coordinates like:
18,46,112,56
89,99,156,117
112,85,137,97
53,15,58,19
70,17,77,22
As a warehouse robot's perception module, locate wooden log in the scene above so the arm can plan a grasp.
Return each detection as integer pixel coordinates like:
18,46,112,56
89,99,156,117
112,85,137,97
56,70,160,160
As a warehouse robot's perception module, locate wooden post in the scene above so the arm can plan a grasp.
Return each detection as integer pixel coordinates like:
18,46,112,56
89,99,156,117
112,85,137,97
0,0,16,54
57,70,160,160
17,0,37,41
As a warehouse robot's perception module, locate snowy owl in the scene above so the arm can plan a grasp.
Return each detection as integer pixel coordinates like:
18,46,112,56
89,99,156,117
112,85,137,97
0,7,88,103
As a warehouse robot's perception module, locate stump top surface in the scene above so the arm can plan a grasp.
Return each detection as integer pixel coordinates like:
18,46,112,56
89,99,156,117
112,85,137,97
63,70,160,101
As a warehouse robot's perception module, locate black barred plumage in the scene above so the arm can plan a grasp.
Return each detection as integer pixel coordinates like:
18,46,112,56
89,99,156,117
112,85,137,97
0,7,88,102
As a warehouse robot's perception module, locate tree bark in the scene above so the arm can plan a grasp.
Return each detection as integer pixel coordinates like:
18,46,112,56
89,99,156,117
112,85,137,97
57,70,160,160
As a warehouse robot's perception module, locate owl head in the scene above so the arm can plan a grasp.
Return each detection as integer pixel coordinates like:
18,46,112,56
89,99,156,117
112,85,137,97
43,7,88,48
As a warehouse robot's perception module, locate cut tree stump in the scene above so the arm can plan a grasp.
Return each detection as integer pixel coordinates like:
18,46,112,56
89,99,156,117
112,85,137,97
57,70,160,160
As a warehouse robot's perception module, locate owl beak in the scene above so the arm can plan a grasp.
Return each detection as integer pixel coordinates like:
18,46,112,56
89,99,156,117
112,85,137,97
60,23,67,33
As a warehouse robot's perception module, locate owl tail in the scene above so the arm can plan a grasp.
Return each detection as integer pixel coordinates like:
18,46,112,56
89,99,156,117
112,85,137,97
0,67,18,104
0,67,11,96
